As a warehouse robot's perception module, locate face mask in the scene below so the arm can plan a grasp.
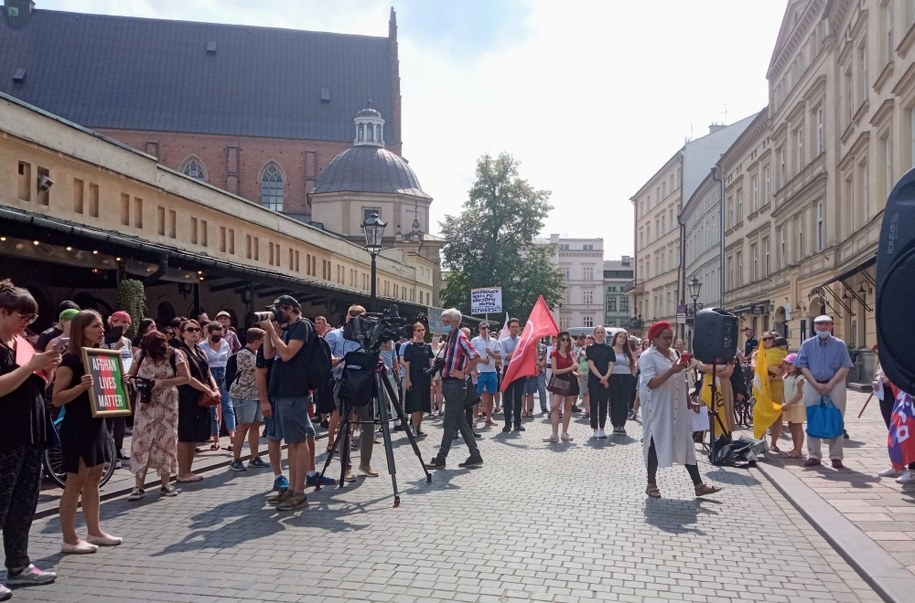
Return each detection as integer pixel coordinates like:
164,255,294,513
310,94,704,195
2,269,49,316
441,324,452,335
815,329,831,339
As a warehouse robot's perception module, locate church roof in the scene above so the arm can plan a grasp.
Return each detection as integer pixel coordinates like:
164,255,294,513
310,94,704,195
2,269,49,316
312,146,430,198
0,9,398,143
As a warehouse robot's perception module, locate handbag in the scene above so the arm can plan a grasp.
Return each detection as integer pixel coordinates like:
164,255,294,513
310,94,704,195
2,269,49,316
806,394,844,439
547,373,572,395
197,390,220,408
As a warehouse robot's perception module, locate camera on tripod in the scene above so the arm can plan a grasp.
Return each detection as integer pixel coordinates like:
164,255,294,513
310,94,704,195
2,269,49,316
343,304,409,352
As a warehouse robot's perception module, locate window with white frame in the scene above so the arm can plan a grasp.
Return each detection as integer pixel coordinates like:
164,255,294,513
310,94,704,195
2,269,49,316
778,226,786,268
727,195,734,228
660,251,665,273
751,175,759,212
583,265,594,280
764,165,771,202
816,201,824,251
736,250,743,287
881,131,893,208
815,106,824,156
182,157,207,181
661,213,666,234
750,243,758,282
583,243,594,251
798,212,805,261
583,315,594,328
736,188,744,222
859,159,869,225
795,128,805,173
858,43,868,106
260,163,284,211
778,147,786,187
583,290,594,305
763,237,770,278
881,2,894,66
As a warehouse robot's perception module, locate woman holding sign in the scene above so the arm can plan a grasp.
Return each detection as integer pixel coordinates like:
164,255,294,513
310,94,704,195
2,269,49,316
0,280,60,595
53,310,122,554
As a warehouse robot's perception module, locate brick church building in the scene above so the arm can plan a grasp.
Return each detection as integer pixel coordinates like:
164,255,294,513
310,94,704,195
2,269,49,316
0,0,431,234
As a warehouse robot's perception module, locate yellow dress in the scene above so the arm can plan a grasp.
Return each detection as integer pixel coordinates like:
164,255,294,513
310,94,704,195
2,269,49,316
752,347,786,439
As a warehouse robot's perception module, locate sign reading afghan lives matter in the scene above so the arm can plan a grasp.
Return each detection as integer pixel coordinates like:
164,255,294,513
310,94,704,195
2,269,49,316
471,287,503,315
82,348,132,418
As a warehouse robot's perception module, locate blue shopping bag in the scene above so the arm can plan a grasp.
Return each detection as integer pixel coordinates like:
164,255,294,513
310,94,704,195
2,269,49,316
805,395,844,439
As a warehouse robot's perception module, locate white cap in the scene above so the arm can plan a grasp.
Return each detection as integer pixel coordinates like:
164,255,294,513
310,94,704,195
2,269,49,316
215,310,231,319
813,314,833,324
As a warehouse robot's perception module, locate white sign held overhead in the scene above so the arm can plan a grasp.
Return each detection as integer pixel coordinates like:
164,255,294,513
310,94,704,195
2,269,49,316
470,287,503,315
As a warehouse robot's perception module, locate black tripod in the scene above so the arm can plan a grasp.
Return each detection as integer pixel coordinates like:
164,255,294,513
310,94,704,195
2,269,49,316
317,351,431,507
707,361,732,465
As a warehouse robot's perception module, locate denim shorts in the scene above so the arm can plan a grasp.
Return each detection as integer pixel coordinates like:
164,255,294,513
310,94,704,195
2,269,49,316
232,398,263,425
273,396,315,444
263,399,279,441
476,371,498,395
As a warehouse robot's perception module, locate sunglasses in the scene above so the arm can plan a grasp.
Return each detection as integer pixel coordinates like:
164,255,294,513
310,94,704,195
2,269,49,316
184,327,201,333
762,336,774,341
479,326,489,330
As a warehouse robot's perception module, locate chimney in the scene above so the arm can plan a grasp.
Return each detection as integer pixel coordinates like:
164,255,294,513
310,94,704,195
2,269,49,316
708,123,727,134
4,0,34,29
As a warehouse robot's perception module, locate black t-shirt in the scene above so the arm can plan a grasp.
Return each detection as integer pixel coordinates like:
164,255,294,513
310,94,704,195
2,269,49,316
268,318,313,398
0,341,49,451
744,336,759,358
36,326,62,353
403,341,434,384
256,345,273,385
585,343,616,382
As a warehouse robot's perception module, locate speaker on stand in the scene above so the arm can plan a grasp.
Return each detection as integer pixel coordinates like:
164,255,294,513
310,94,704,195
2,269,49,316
693,308,738,464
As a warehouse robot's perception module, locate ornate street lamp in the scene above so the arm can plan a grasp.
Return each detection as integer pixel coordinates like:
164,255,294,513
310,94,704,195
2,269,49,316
361,211,387,311
687,275,702,349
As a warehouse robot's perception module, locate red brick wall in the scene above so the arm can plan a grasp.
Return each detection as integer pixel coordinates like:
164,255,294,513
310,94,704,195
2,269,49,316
98,129,404,216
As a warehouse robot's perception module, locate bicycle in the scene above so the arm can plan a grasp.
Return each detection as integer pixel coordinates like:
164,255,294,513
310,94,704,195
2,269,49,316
43,406,117,488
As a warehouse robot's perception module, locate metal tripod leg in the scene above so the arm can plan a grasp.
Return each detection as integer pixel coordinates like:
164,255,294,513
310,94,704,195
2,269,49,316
378,366,431,485
316,403,351,490
375,372,401,507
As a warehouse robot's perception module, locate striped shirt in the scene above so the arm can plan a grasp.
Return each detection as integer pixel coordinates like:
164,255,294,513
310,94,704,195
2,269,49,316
441,329,478,379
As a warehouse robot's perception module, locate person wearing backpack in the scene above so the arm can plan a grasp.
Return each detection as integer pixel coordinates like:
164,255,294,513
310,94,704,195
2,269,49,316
228,328,269,472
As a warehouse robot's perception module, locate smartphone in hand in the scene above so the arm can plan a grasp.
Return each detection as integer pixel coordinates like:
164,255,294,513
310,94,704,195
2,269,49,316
54,337,70,354
680,353,692,364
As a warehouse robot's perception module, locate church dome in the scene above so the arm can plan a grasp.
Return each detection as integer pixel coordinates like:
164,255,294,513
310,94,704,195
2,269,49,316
312,146,431,198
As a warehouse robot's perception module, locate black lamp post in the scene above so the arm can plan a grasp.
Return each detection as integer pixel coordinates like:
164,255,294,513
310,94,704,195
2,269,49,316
687,275,702,350
361,211,387,312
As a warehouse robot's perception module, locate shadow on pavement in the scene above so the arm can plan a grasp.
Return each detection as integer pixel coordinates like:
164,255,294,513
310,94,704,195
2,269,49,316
643,496,718,535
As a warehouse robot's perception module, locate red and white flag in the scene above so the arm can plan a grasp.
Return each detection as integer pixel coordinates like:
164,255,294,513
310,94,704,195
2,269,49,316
500,296,558,392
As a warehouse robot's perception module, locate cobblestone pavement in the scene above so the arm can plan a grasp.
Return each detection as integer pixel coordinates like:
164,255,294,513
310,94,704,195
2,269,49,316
9,408,882,602
753,389,915,579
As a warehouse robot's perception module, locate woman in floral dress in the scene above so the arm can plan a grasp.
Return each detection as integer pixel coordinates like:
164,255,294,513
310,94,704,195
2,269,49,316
126,331,189,501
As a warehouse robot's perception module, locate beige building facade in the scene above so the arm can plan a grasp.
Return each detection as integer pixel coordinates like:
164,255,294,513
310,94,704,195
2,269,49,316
541,235,605,330
0,92,434,332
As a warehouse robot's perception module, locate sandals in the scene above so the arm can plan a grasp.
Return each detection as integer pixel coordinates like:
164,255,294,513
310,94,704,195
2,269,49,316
209,443,221,451
770,445,781,453
694,483,722,497
645,484,661,498
783,450,803,458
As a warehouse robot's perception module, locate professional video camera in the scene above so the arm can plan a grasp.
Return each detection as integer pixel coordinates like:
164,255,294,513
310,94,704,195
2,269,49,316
343,304,409,352
424,356,446,377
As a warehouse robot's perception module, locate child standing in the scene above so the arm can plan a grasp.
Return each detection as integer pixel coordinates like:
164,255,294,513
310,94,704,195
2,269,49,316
781,353,806,458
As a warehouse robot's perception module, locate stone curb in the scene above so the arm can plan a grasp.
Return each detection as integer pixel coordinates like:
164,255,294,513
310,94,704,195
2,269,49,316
756,457,915,603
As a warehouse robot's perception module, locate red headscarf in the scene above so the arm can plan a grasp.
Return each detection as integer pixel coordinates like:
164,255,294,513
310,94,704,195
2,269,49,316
647,321,672,342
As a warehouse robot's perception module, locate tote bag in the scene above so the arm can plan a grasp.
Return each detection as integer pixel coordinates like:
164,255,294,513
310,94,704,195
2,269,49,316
806,395,844,439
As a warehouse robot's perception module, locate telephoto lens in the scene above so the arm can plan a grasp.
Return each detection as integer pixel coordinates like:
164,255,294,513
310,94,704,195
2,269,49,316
253,309,279,323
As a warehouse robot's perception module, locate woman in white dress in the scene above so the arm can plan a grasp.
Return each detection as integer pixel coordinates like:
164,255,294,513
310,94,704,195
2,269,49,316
639,321,721,499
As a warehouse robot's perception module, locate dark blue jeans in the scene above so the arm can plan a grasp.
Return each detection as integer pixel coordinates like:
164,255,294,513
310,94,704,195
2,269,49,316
503,376,525,428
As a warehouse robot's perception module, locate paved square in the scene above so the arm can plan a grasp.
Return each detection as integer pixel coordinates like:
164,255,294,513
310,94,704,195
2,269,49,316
9,411,881,602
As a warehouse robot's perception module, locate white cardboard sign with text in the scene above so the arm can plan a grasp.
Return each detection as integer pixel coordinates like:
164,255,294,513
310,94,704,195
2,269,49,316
471,287,503,315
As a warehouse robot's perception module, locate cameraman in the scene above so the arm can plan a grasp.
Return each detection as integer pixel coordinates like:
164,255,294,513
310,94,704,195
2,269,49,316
325,305,378,479
425,308,482,470
259,295,315,511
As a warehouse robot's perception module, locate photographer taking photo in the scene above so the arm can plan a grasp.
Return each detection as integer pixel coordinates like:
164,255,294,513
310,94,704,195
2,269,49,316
259,295,317,511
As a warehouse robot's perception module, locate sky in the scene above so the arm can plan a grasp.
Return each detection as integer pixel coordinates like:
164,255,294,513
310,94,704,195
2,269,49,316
40,0,789,260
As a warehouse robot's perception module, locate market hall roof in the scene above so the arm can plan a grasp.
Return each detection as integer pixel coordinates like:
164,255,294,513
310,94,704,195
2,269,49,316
0,8,400,143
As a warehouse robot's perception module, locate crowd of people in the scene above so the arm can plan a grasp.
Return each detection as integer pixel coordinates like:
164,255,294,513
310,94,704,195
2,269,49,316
2,274,911,599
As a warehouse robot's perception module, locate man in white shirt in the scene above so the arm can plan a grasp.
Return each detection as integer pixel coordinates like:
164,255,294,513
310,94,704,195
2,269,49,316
470,321,501,427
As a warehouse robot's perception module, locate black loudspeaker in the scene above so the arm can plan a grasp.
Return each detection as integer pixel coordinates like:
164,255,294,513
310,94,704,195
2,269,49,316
876,167,915,393
693,308,738,365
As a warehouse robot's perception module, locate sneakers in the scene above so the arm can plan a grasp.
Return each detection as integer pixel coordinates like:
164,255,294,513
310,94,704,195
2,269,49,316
613,426,627,436
878,467,899,478
804,458,822,467
160,485,178,497
127,487,145,501
273,475,289,491
229,460,247,472
561,432,573,442
276,492,308,511
6,564,56,586
267,489,292,506
458,455,483,468
514,425,525,432
306,472,337,487
61,540,97,554
896,470,915,484
0,584,9,601
248,457,270,469
359,464,379,477
425,457,446,469
597,429,607,439
592,429,600,439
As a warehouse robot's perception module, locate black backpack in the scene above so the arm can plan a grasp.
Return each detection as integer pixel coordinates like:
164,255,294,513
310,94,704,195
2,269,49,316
300,319,333,391
223,350,243,390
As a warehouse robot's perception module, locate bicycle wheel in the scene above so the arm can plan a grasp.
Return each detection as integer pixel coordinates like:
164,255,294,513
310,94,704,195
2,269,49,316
100,431,117,487
42,443,67,488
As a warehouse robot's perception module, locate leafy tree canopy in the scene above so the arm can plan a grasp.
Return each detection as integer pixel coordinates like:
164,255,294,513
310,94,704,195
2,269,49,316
439,152,565,320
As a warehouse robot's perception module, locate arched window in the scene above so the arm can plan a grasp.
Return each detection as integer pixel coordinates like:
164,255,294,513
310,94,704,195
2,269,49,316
261,163,284,212
181,157,207,181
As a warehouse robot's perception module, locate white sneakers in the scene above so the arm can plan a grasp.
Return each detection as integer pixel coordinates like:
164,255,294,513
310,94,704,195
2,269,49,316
877,467,899,478
896,470,915,484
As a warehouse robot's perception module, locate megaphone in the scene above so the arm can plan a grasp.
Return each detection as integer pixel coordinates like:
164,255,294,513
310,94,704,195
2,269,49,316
876,167,915,393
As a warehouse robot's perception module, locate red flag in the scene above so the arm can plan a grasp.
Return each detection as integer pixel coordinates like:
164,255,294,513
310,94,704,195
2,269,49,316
500,296,559,392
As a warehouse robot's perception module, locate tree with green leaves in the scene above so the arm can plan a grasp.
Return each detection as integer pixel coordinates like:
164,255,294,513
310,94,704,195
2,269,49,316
439,152,565,319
